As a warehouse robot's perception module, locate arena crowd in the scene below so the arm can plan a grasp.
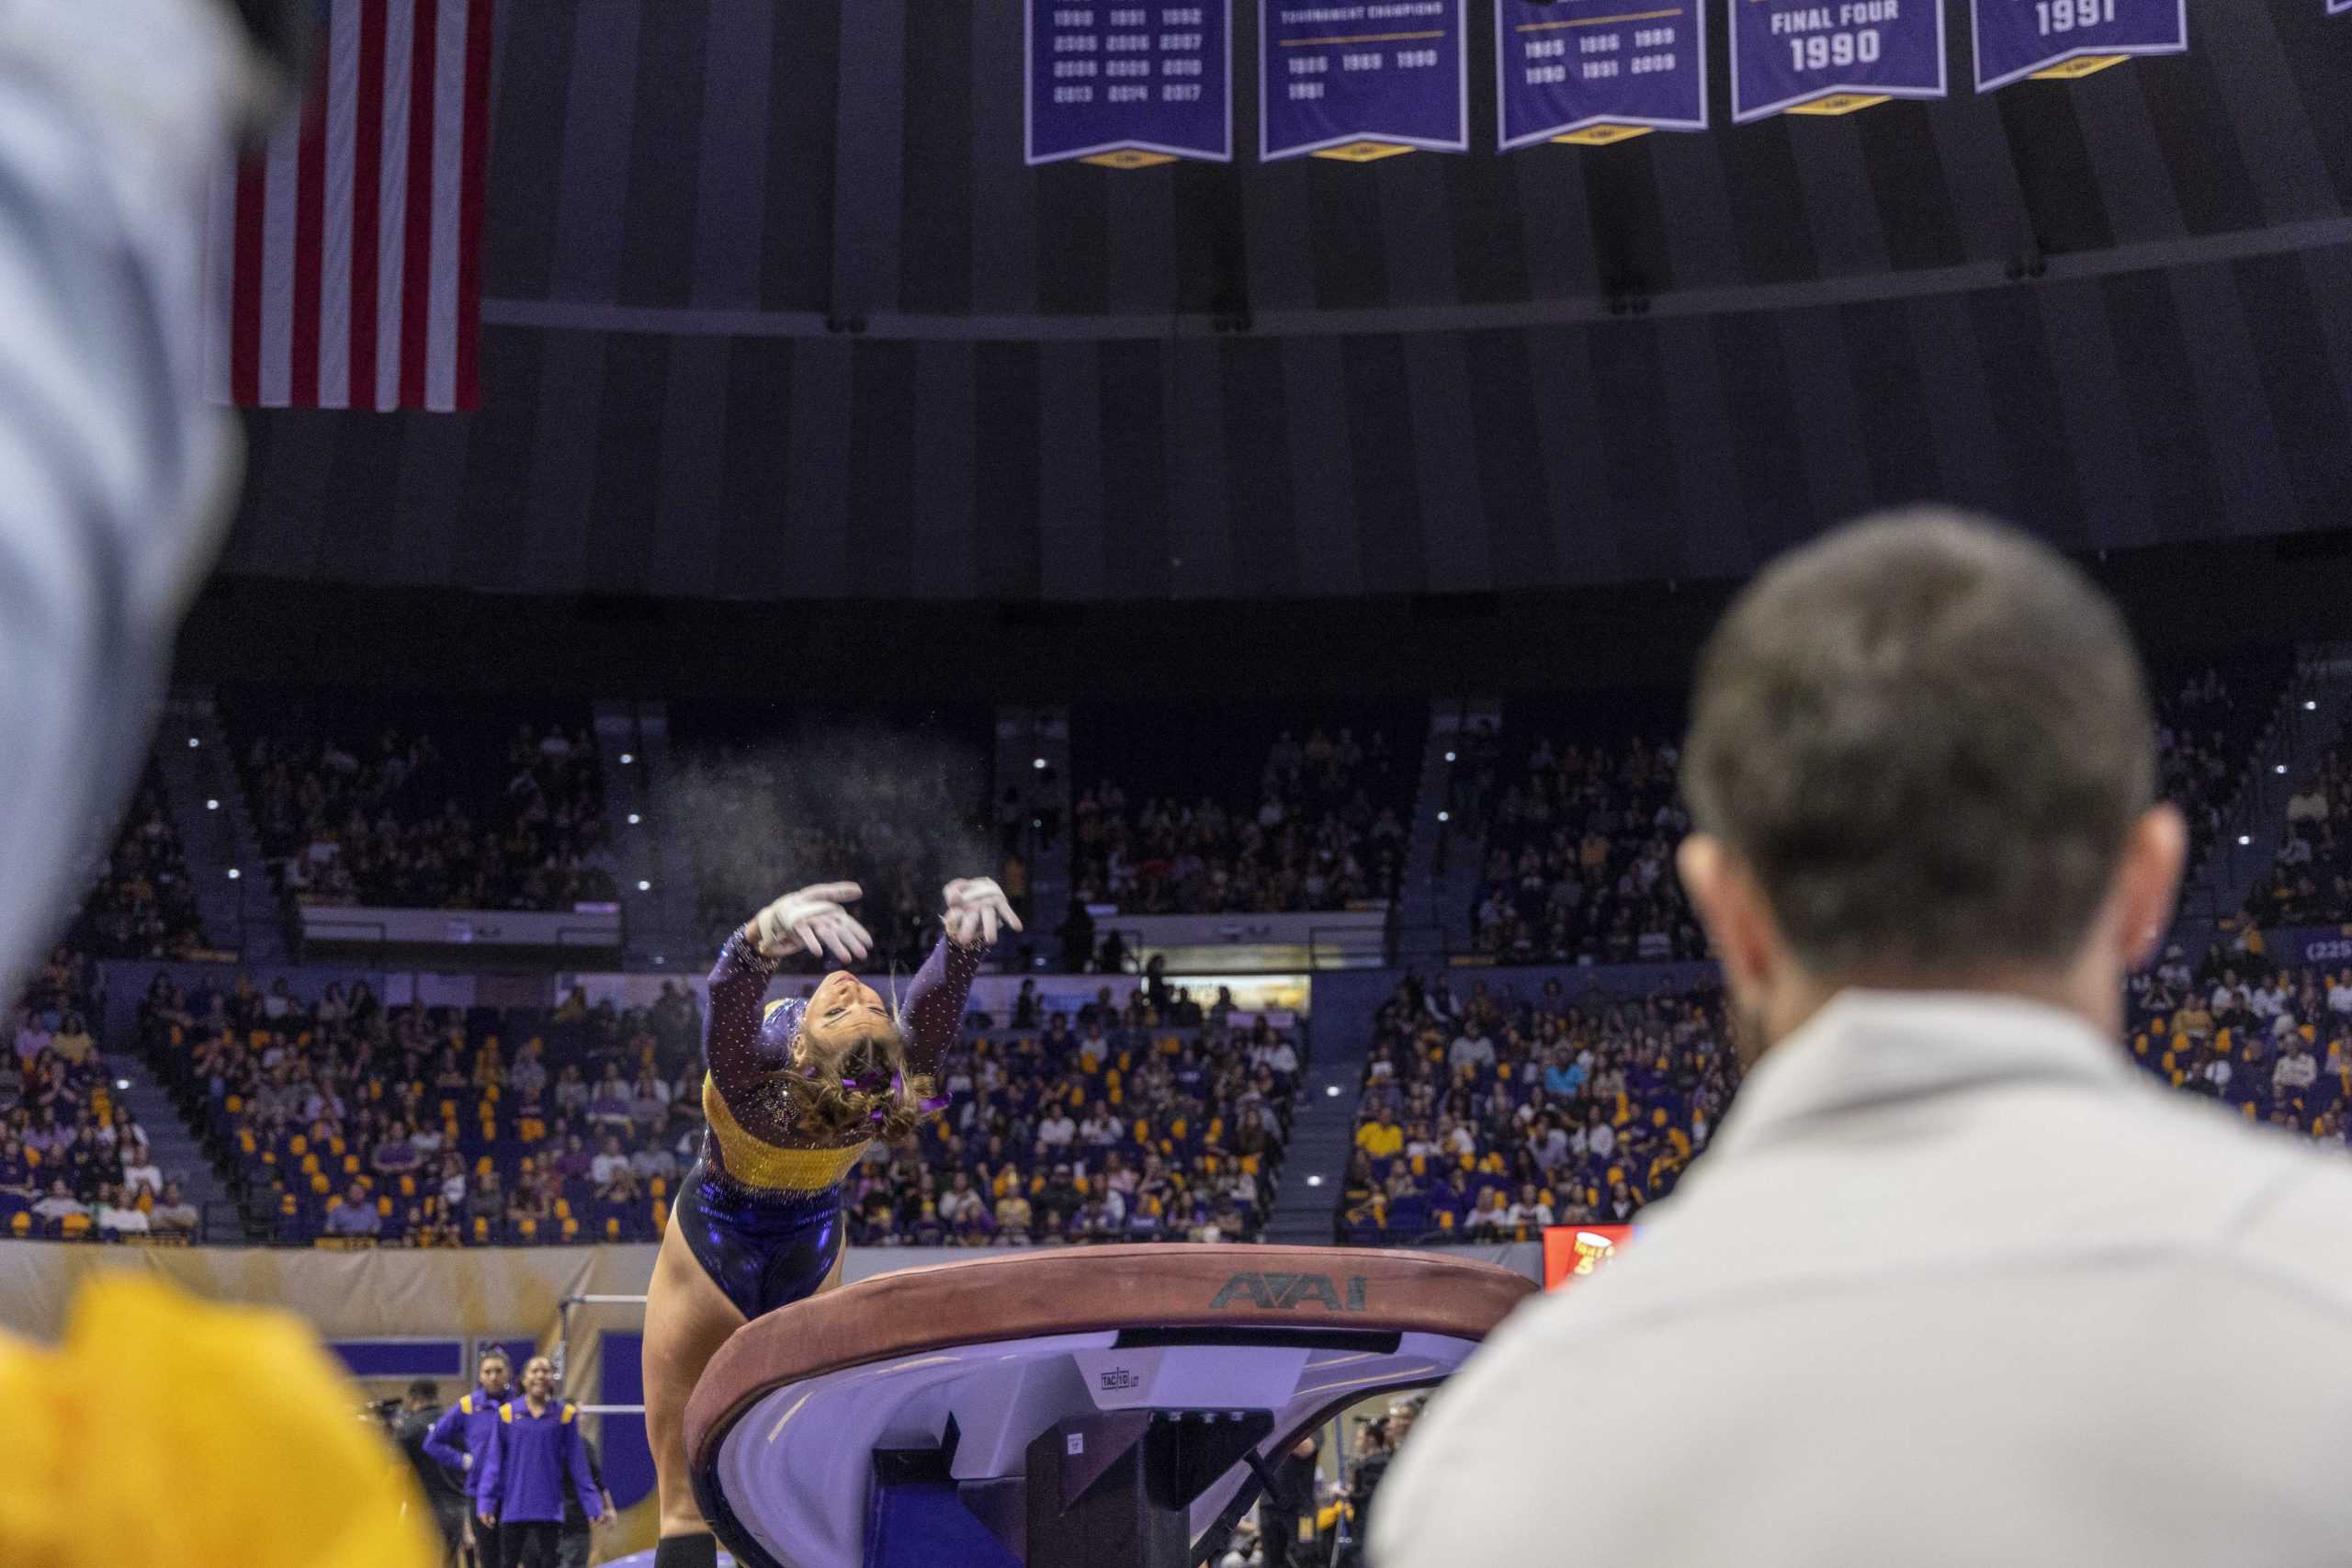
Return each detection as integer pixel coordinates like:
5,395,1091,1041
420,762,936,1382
227,696,618,913
1070,706,1415,916
1,948,198,1239
127,961,1296,1247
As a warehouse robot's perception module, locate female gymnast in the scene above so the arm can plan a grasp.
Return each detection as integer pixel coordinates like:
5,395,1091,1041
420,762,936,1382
643,876,1020,1568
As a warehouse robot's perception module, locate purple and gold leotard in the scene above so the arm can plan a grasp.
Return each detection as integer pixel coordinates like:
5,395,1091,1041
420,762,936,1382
673,928,979,1319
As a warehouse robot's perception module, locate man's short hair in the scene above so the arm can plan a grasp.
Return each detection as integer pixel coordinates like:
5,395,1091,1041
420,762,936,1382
407,1379,439,1403
1680,508,2155,980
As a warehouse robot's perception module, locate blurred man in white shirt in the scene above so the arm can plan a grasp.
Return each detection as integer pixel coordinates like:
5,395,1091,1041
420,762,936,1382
1379,511,2352,1568
0,1,303,1007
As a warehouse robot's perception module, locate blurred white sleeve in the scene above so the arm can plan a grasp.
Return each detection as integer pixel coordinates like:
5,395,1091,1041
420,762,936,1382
0,0,251,1002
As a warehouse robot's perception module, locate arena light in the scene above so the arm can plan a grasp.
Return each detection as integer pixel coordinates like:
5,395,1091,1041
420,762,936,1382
1444,750,1456,762
1326,1085,1341,1098
115,1078,130,1090
627,812,641,825
1437,810,1450,822
1033,757,1046,769
2308,700,2320,712
226,868,240,880
637,879,652,892
206,798,219,810
2239,835,2253,847
1306,1174,1324,1187
187,736,198,748
619,752,635,764
2278,764,2290,774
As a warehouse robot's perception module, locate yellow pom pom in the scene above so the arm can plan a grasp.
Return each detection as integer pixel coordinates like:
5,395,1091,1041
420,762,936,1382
0,1276,437,1568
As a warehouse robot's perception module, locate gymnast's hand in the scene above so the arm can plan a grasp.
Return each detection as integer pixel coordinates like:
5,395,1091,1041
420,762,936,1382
749,883,873,964
942,878,1023,948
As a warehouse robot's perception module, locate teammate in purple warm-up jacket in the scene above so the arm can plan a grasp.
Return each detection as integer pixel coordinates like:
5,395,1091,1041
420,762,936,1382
423,1349,516,1568
475,1356,603,1568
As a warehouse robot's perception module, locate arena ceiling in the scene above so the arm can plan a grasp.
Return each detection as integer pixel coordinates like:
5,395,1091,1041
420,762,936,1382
221,0,2352,600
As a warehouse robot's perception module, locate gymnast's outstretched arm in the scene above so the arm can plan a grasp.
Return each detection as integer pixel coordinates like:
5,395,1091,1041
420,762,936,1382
899,931,987,1081
900,876,1024,1077
702,928,786,1107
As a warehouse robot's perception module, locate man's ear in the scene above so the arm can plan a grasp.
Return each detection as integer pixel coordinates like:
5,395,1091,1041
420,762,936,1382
2111,803,2188,974
1677,834,1777,992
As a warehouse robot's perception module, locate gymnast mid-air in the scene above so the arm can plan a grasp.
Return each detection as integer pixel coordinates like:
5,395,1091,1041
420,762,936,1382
640,875,1021,1568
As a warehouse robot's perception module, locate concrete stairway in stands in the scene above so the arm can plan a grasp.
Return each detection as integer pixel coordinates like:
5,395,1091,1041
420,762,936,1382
995,705,1072,972
1263,973,1403,1245
595,700,701,971
155,691,281,963
105,1049,234,1237
1261,1032,1369,1245
1390,697,1498,973
2172,646,2352,964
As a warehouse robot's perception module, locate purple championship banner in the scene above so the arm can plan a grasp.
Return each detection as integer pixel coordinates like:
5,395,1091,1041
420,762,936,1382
1972,0,2186,91
1027,0,1232,166
1496,0,1708,149
1261,0,1468,162
1730,0,1947,123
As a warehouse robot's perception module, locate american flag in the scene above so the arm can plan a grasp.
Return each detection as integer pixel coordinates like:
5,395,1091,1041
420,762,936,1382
206,0,494,412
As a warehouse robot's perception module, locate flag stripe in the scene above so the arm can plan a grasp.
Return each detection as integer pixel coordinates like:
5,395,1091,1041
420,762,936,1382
320,0,362,410
215,0,487,413
457,0,494,410
350,0,388,411
290,47,331,409
401,0,442,409
258,118,300,406
425,0,468,412
378,0,415,411
231,160,266,405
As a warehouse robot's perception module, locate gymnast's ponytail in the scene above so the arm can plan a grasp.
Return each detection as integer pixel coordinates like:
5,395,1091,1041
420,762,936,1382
790,1007,936,1144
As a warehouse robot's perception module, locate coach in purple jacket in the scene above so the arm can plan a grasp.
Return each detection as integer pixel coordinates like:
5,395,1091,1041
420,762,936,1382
477,1355,605,1568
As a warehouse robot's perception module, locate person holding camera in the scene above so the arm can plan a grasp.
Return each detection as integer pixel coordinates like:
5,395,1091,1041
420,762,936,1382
1337,1399,1419,1568
394,1381,470,1566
